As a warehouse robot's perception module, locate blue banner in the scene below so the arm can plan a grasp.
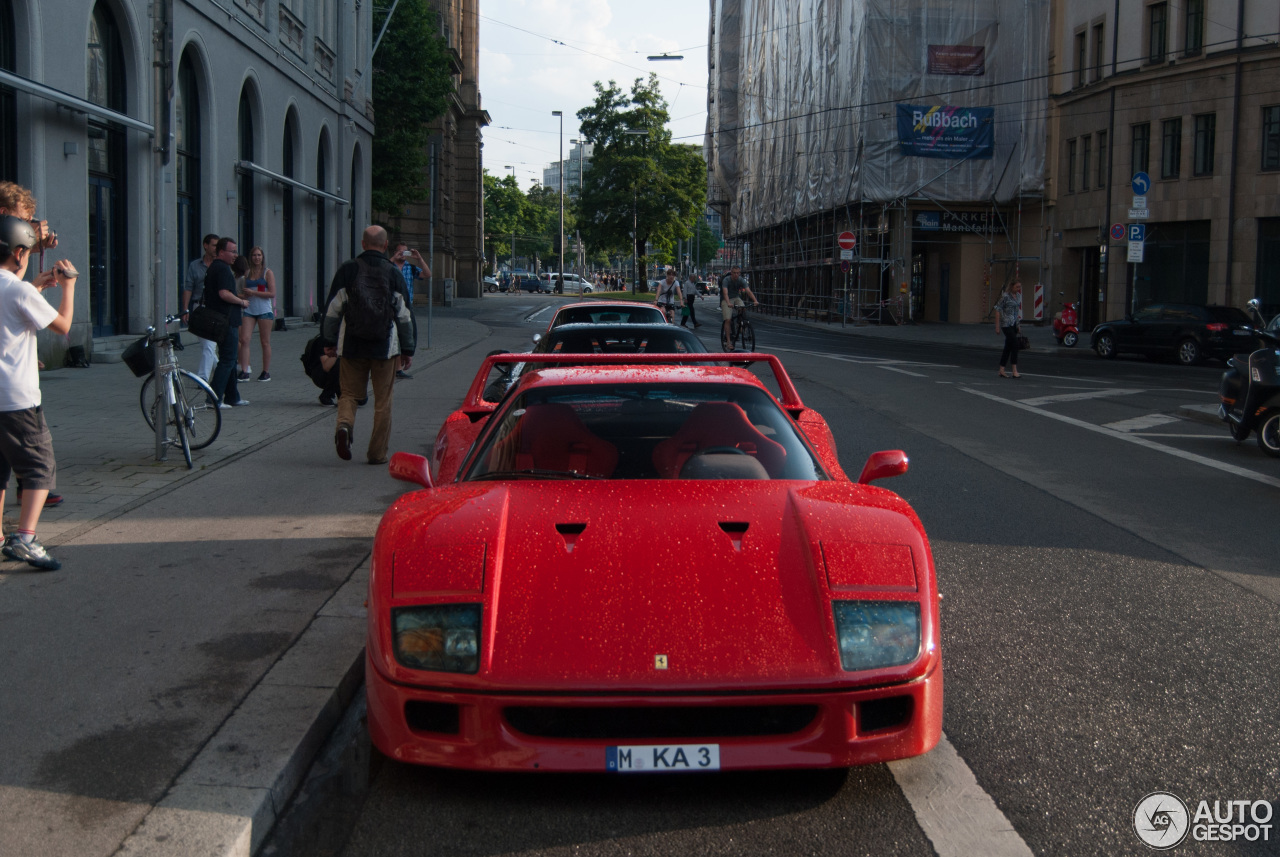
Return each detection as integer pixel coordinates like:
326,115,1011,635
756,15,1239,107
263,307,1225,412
897,105,994,160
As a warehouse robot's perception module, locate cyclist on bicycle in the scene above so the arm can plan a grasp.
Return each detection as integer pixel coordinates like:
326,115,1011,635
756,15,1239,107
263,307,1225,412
720,265,759,350
655,268,681,324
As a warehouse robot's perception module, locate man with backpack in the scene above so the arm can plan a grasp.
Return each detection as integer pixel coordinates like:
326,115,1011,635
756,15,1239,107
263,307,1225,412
321,226,417,464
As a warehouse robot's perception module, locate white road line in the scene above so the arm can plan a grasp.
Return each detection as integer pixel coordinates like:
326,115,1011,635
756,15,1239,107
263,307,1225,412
1018,388,1145,406
889,733,1035,857
962,386,1280,489
1013,371,1118,384
1133,432,1233,439
1102,413,1181,432
524,306,551,321
880,366,928,377
776,347,956,369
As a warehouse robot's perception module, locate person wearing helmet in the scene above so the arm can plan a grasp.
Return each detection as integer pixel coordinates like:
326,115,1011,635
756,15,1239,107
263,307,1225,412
0,215,78,570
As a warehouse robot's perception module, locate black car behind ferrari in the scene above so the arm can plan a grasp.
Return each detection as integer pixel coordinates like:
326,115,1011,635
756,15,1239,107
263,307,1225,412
1091,303,1261,365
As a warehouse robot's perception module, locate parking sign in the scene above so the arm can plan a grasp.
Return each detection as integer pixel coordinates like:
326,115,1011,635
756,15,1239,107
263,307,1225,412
1128,224,1145,242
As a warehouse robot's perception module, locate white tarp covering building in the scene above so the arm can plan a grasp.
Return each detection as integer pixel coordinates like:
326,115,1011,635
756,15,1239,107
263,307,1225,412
707,0,1048,236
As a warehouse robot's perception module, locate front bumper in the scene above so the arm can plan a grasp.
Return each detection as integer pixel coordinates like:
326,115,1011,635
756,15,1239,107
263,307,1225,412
366,653,943,771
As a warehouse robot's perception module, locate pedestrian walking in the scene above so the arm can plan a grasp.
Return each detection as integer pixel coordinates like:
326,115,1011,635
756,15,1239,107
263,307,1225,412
237,246,276,382
681,272,703,328
181,234,219,380
994,281,1024,378
322,226,416,464
392,242,429,379
0,216,78,570
205,237,251,407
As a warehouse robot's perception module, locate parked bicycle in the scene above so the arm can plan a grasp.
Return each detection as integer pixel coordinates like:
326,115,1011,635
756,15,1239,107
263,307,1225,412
123,315,222,468
722,303,756,352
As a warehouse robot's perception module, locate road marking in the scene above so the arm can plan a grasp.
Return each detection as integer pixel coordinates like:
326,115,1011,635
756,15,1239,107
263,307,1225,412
1133,432,1232,439
880,366,928,377
777,347,956,370
524,306,551,322
1018,388,1144,406
889,733,1034,857
1102,413,1181,432
963,386,1280,489
1012,371,1118,384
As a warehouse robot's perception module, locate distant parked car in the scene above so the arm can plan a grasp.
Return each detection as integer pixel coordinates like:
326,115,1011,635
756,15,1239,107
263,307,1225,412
1091,303,1262,365
484,276,499,292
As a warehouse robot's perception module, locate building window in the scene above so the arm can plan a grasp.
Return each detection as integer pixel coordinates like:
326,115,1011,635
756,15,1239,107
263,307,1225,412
1148,3,1168,63
1161,117,1182,179
1193,113,1215,176
1092,23,1106,82
237,90,255,250
1184,0,1204,55
1074,31,1086,87
1262,106,1280,171
175,52,201,297
1082,135,1092,192
1096,130,1108,187
1132,123,1151,175
1067,139,1077,192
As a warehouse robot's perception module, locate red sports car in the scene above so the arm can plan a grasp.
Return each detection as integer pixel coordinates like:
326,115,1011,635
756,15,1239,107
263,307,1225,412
367,353,942,772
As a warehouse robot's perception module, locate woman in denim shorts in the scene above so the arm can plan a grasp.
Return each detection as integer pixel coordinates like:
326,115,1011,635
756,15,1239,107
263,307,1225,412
238,246,276,381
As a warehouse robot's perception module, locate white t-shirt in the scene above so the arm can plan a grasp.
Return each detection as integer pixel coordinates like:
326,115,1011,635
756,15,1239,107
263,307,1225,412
0,268,58,411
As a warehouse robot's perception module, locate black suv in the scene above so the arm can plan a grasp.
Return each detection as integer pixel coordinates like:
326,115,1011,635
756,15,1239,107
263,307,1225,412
1091,303,1260,365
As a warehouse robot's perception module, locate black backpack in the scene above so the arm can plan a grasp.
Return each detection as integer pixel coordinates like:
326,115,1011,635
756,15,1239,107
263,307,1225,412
300,335,327,388
344,259,395,341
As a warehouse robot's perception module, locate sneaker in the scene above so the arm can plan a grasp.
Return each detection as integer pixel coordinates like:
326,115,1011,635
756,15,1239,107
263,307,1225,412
2,535,61,571
335,426,353,461
15,489,63,508
396,370,413,380
236,370,250,381
319,393,336,406
231,399,250,407
257,372,271,382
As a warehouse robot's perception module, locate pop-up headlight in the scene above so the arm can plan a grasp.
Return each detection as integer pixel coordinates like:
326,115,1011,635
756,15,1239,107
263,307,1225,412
392,604,481,673
832,601,920,671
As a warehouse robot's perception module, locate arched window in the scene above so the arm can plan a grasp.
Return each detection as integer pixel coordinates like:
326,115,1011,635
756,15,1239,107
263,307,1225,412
87,2,127,335
316,133,328,313
281,112,297,313
237,88,254,251
0,0,15,181
349,142,361,257
175,51,201,298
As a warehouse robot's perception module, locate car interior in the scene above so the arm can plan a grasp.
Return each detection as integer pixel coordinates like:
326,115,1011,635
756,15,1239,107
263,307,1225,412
470,384,824,481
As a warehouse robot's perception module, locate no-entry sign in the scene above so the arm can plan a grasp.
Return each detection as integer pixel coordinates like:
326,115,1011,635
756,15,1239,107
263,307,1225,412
837,231,857,251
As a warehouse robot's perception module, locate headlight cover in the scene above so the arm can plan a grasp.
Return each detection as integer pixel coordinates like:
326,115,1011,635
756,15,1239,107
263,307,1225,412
832,600,921,671
392,604,481,673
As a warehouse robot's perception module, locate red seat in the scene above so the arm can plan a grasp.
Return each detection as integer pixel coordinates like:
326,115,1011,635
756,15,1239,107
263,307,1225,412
514,403,617,478
652,402,786,478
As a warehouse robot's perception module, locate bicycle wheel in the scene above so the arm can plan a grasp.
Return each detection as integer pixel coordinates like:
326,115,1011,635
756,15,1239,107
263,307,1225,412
738,319,755,352
172,398,192,468
173,370,221,450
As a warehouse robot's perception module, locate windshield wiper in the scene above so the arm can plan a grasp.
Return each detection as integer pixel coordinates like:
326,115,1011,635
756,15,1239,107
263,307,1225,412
471,469,602,481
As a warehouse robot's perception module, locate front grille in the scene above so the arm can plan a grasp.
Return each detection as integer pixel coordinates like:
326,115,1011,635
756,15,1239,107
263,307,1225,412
504,705,818,740
857,695,913,734
405,700,461,734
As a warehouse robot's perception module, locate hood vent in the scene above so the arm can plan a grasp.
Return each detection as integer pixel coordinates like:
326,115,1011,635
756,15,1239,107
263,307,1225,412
555,522,587,553
718,521,749,551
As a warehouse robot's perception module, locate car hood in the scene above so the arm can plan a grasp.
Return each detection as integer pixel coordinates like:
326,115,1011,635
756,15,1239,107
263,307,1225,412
377,480,933,692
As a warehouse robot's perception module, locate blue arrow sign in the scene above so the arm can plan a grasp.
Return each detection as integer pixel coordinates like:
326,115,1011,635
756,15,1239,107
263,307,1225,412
1128,224,1145,242
1131,172,1151,195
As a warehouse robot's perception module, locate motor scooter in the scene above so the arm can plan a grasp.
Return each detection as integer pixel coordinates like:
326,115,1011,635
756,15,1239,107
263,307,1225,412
1218,298,1280,456
1052,295,1079,347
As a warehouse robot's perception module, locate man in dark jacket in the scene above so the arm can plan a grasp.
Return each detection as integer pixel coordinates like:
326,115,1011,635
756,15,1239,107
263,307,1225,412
321,226,417,464
206,237,251,407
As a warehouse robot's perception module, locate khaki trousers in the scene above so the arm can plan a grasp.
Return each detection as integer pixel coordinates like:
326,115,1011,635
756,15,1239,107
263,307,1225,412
337,356,398,463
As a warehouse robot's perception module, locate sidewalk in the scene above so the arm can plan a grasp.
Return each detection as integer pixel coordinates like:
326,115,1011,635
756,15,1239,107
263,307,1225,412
759,311,1085,355
0,308,492,857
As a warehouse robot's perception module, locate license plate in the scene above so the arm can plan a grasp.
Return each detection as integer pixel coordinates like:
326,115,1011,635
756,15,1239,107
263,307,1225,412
1233,329,1253,335
606,744,720,772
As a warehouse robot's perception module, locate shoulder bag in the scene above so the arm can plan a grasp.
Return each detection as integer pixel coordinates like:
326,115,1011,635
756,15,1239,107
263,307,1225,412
188,288,229,343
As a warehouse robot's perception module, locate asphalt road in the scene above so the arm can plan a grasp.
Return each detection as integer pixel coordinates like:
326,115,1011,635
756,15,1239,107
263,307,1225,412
338,298,1280,857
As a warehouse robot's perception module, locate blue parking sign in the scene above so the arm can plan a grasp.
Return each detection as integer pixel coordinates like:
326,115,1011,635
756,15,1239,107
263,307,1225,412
1128,224,1145,242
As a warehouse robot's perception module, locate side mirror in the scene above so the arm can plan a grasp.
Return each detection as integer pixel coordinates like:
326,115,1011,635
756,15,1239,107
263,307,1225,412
1248,298,1261,310
531,333,543,345
857,450,909,485
389,452,433,489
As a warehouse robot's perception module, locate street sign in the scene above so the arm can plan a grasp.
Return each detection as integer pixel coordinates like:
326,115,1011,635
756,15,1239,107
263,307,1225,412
1127,241,1145,263
1132,195,1147,209
1128,224,1145,242
840,260,851,273
839,249,854,261
837,231,857,251
1132,172,1151,195
1128,208,1150,219
1109,223,1126,241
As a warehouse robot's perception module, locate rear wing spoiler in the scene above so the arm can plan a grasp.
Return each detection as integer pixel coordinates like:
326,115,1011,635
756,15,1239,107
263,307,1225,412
461,352,806,416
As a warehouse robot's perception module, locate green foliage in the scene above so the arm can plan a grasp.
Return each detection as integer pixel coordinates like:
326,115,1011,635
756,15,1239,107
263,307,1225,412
484,172,581,272
370,0,454,216
574,75,708,279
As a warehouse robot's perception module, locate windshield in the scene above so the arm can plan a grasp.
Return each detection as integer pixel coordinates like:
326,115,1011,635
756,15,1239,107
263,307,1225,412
464,383,826,482
537,328,707,355
1206,306,1251,325
551,306,665,327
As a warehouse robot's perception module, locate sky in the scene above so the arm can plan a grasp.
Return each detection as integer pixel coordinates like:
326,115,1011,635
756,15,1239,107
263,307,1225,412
477,0,712,190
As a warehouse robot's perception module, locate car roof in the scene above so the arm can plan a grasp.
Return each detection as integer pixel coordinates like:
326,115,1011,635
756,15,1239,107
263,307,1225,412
536,323,708,353
516,363,772,394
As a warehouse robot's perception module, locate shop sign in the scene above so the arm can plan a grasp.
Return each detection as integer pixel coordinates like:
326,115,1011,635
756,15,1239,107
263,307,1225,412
897,105,994,159
912,210,998,234
927,45,985,76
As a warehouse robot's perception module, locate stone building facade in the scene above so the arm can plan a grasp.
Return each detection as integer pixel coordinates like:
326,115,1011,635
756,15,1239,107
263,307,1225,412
1049,0,1280,330
0,0,376,362
380,0,488,303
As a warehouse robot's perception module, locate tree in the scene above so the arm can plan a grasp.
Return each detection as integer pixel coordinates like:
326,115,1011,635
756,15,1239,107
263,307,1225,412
575,75,708,287
370,0,454,216
483,171,525,268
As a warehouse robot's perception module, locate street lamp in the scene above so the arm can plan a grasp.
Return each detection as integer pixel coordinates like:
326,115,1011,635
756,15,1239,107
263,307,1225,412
505,165,516,280
552,110,564,296
623,128,647,294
